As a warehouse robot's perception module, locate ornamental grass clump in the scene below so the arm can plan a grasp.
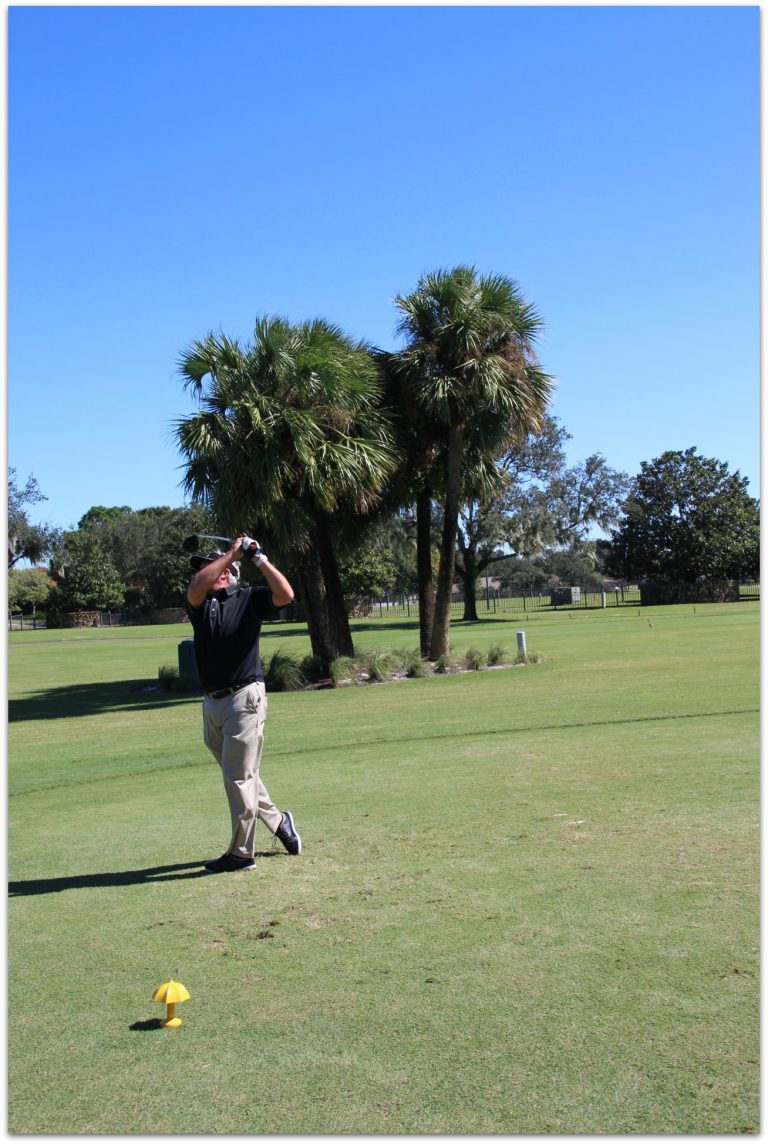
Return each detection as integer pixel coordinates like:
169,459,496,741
514,650,543,665
264,649,305,692
395,648,431,678
299,654,325,682
158,664,179,691
157,664,197,693
330,656,357,686
356,646,397,683
464,647,486,671
486,643,507,666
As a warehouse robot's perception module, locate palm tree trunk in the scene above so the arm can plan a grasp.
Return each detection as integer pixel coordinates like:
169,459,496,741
416,486,435,657
429,424,464,659
460,547,479,622
293,562,338,677
313,513,355,658
292,562,337,676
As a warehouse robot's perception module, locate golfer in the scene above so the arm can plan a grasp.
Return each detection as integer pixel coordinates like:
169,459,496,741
186,534,301,873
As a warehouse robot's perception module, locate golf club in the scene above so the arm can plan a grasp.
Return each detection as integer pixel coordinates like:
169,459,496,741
181,533,235,553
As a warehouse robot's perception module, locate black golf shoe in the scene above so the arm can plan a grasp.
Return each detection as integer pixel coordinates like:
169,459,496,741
204,852,257,873
276,810,302,855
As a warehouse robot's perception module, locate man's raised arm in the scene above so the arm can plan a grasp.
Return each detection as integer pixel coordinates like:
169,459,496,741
241,536,294,608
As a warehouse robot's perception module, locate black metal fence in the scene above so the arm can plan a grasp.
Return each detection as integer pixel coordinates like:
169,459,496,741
352,587,644,620
354,581,761,620
7,610,128,631
8,581,760,631
7,613,47,631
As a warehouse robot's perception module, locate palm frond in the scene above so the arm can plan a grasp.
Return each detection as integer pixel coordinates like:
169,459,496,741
175,313,397,536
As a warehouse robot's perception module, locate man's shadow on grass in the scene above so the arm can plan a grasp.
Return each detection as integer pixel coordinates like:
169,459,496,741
8,853,280,896
8,679,201,722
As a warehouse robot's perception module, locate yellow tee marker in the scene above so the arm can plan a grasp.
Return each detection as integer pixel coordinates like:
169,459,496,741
153,979,191,1028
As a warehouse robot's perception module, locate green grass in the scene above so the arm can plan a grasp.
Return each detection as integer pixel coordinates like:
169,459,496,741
8,604,759,1133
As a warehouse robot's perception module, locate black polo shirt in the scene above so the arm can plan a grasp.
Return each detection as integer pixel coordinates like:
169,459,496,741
185,585,276,693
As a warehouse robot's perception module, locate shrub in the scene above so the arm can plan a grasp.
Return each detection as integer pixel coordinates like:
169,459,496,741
464,647,486,671
433,653,456,674
264,649,306,692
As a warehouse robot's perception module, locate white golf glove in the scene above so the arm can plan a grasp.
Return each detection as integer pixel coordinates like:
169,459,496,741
241,535,267,567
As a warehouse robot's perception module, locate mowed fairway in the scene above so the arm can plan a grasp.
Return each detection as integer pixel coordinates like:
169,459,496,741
8,604,759,1133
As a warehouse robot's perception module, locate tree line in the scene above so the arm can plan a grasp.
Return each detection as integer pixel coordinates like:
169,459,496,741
7,498,221,621
9,266,759,660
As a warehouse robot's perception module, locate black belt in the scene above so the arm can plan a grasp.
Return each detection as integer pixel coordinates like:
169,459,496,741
205,677,258,700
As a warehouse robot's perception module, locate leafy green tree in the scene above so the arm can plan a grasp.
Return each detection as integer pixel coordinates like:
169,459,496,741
48,530,125,613
76,504,150,584
371,511,420,596
495,555,553,595
75,503,220,607
541,549,607,591
78,505,172,584
392,265,554,657
544,454,631,549
134,505,223,607
338,546,399,601
77,506,133,529
8,568,54,616
8,468,62,567
333,510,420,601
450,420,630,618
455,415,570,619
608,448,760,582
176,319,397,671
496,549,608,595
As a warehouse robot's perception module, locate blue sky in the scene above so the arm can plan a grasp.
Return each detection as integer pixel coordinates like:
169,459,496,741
8,4,760,534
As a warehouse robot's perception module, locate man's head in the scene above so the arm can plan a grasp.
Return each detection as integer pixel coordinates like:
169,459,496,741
189,551,239,592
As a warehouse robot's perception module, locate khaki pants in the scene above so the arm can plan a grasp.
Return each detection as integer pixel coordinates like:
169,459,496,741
202,681,282,859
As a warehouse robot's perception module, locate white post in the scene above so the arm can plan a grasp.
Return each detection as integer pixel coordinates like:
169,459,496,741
517,631,527,657
601,591,607,608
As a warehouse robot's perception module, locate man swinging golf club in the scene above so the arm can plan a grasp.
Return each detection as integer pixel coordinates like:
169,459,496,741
186,534,302,872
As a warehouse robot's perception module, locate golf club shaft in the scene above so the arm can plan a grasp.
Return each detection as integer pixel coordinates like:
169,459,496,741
196,534,235,546
181,533,237,553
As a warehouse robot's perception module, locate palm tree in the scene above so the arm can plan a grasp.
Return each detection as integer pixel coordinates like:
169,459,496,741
175,318,397,671
373,349,444,656
393,266,554,658
454,435,510,623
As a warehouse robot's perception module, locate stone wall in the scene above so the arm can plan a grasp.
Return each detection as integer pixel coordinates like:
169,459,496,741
148,608,189,625
47,611,103,628
47,607,190,628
